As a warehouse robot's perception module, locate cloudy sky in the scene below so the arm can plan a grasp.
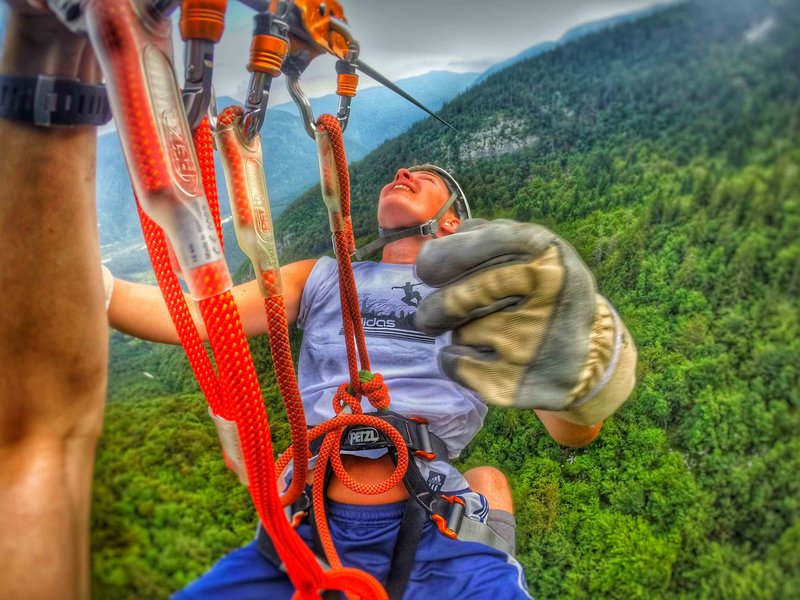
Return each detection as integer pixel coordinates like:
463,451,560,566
200,0,669,106
0,2,669,109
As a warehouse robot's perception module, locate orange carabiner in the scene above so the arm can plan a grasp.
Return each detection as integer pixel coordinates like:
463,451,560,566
180,0,227,42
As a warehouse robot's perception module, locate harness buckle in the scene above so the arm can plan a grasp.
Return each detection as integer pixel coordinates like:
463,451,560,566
414,449,437,461
285,491,311,528
410,416,436,461
418,220,439,238
432,495,466,539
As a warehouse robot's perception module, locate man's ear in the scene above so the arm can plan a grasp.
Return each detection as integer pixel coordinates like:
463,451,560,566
439,217,461,235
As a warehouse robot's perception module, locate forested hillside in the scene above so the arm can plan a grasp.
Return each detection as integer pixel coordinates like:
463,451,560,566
95,0,800,597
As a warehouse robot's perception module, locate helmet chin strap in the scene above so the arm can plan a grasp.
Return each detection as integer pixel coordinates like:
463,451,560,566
353,191,457,261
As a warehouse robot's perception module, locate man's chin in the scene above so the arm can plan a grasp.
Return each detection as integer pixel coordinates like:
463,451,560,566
377,205,425,230
378,218,425,230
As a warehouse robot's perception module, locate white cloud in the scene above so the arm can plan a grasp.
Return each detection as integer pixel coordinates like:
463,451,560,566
204,0,667,105
81,1,669,131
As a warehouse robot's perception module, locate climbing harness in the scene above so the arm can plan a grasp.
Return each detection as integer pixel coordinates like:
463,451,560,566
46,0,488,597
258,409,515,597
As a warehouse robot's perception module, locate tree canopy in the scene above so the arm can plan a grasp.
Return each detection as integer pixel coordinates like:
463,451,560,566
95,0,800,597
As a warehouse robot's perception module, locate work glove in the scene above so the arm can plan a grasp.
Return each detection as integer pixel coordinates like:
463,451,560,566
415,219,636,426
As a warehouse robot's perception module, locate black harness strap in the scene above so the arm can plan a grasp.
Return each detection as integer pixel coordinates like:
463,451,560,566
399,446,455,518
255,412,506,598
308,410,449,460
353,189,458,261
255,500,340,600
255,491,316,569
255,522,281,566
310,506,340,600
384,498,427,599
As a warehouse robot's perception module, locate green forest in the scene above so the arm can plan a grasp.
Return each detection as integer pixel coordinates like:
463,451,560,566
95,0,800,597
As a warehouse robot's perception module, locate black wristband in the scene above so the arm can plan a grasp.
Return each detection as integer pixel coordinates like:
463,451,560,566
0,74,112,126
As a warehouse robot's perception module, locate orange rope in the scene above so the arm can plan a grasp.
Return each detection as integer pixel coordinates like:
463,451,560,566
272,115,404,581
95,3,399,591
89,3,375,594
216,105,309,506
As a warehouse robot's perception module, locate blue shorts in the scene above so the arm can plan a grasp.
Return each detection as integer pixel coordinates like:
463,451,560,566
174,500,531,599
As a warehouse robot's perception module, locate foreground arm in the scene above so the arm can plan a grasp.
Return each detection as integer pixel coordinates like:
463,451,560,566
108,259,318,343
0,9,105,600
416,219,637,448
534,410,604,448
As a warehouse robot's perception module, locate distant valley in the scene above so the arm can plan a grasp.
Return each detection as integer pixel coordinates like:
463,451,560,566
97,5,663,278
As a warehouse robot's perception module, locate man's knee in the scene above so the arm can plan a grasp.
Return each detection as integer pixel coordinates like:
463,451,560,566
463,466,513,514
463,467,517,555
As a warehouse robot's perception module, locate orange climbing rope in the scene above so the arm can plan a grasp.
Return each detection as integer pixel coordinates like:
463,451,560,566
86,2,417,596
273,114,410,575
85,2,384,598
215,103,407,590
215,105,310,507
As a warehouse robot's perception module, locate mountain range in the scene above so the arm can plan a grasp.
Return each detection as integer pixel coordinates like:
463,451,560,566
95,5,667,278
96,0,800,596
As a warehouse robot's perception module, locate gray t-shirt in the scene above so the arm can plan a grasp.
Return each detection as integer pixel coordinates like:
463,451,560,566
295,257,489,517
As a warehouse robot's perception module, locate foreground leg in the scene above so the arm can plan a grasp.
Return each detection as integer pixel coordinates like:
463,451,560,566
0,10,105,600
464,466,513,513
464,466,517,555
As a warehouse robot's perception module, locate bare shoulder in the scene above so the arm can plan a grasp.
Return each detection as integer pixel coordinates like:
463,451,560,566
282,258,319,282
280,259,318,325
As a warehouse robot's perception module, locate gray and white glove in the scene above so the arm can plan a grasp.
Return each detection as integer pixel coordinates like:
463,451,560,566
416,219,636,425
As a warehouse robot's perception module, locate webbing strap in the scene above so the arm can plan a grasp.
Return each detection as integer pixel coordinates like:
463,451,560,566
385,499,427,599
378,191,457,238
353,222,436,261
457,517,515,556
353,191,458,261
304,500,342,600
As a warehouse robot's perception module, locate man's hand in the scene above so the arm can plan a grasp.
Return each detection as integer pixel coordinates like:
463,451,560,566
416,219,636,424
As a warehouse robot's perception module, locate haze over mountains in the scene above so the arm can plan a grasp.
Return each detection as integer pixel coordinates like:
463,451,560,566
96,5,666,277
474,2,668,84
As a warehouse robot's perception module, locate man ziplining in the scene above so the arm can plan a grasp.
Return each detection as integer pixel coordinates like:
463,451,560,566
0,1,637,599
107,163,638,598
